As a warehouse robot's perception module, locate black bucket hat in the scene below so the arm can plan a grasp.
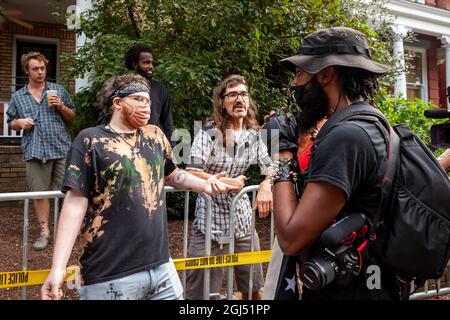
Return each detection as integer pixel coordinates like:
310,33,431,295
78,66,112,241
280,27,390,74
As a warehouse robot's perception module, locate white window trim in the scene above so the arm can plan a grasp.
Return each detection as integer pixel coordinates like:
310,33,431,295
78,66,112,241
386,0,450,37
404,45,428,103
11,35,60,93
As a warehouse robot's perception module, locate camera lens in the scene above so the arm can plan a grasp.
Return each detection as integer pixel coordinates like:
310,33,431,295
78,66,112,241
299,257,336,291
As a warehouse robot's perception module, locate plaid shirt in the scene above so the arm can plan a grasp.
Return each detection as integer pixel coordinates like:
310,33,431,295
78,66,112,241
187,123,272,241
6,82,75,161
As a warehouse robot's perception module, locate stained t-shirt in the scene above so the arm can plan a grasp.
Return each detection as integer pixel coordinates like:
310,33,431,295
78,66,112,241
62,124,177,285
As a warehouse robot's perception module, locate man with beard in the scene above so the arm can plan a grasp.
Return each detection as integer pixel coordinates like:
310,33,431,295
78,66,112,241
265,27,409,299
41,74,237,300
185,74,273,300
98,44,174,143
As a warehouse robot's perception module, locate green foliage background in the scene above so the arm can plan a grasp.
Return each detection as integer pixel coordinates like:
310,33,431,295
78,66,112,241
58,0,446,217
63,0,399,133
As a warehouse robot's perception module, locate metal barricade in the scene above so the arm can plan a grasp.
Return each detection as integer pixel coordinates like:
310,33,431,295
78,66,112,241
0,190,64,299
0,187,212,300
224,185,274,300
3,186,449,300
410,266,450,300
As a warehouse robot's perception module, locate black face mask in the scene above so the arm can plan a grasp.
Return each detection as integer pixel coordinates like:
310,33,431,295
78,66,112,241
290,76,328,135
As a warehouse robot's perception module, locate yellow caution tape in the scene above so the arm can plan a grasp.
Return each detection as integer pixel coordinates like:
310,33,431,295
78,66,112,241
0,265,79,289
173,250,272,271
0,250,273,289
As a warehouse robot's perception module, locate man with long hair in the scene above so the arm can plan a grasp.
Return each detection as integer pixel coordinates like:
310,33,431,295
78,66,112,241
41,74,237,300
185,74,273,300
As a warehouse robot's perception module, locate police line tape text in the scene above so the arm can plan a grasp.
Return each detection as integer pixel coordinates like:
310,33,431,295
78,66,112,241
184,254,239,268
0,272,29,286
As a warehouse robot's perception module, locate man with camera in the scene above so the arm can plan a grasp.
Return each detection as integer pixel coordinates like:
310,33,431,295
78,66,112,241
266,27,408,299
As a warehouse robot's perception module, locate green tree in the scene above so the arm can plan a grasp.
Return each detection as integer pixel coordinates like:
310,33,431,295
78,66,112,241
61,0,439,217
375,88,444,156
63,0,397,135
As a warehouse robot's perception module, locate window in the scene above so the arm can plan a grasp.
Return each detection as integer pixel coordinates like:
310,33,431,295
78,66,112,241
14,40,57,92
405,47,428,102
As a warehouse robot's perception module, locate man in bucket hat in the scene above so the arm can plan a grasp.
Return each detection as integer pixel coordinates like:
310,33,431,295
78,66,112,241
265,27,409,299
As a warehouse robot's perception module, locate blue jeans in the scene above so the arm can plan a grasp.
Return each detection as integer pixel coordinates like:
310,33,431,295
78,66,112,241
79,259,183,300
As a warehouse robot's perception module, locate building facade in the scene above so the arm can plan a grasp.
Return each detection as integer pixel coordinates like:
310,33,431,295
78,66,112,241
0,0,76,191
387,0,450,109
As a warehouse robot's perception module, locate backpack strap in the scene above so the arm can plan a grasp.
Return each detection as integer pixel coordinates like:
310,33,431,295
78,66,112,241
315,103,401,233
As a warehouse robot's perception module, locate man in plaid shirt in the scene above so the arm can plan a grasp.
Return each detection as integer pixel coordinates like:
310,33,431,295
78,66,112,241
7,52,76,251
185,74,273,300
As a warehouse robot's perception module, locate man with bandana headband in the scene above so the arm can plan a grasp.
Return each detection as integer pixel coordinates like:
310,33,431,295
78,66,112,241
41,74,238,300
97,44,174,145
265,27,410,300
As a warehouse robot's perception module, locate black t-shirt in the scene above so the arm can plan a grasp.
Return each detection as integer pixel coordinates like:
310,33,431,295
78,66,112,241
304,117,398,299
62,125,177,285
148,79,174,142
308,121,387,218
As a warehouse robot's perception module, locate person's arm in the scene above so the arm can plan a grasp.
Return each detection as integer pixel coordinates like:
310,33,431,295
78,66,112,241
6,96,35,131
51,87,76,124
186,169,247,190
272,151,345,255
49,96,76,124
41,189,88,300
438,149,450,173
165,168,239,195
253,130,274,218
9,118,35,131
56,101,76,124
254,177,272,218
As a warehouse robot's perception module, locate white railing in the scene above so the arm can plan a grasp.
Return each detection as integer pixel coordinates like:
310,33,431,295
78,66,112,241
1,102,23,138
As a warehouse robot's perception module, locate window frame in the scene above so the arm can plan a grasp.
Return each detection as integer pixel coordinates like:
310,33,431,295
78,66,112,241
404,45,428,103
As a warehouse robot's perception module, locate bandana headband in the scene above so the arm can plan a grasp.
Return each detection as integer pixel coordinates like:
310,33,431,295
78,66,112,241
112,81,150,98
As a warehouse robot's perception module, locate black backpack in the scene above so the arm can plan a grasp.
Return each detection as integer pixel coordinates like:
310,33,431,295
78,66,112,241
318,103,450,281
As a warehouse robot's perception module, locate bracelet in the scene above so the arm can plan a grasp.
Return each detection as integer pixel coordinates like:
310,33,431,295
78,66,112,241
270,158,300,185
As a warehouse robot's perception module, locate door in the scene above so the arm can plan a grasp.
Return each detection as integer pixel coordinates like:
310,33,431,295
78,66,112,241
14,40,57,92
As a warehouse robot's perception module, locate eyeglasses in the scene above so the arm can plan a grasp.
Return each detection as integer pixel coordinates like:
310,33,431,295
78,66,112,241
124,95,151,106
223,91,250,101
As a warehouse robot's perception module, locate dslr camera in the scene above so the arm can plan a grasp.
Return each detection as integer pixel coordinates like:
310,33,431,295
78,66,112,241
299,213,371,291
424,86,450,148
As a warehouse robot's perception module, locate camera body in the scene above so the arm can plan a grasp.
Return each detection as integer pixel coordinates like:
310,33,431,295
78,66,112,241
426,86,450,148
300,243,361,291
299,212,370,291
430,123,450,148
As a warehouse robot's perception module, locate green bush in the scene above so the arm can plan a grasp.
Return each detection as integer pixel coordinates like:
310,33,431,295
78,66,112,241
375,90,444,156
61,0,396,136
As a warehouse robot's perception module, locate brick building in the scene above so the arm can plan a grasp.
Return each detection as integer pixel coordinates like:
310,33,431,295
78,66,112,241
0,0,75,192
387,0,450,108
0,0,449,192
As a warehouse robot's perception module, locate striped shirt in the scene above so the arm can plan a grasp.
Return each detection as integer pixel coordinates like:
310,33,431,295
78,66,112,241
6,82,75,161
186,123,272,241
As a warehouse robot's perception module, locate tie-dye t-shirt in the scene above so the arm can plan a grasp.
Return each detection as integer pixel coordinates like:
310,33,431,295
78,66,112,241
62,124,177,285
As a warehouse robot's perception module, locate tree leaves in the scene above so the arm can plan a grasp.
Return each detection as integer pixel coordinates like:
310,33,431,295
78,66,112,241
62,0,397,136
